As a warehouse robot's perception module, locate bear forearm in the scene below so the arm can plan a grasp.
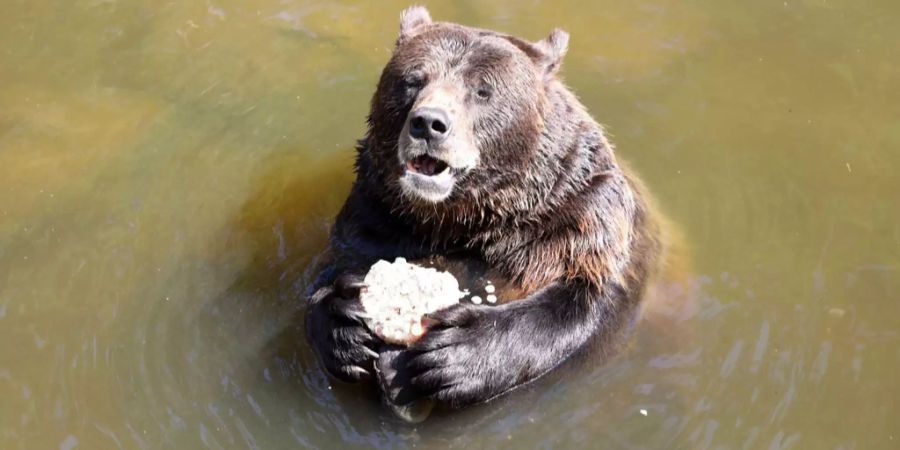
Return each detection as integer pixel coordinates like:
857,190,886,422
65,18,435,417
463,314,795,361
490,281,630,383
413,280,635,407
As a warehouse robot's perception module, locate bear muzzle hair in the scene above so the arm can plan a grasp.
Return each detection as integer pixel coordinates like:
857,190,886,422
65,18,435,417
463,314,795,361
397,81,478,203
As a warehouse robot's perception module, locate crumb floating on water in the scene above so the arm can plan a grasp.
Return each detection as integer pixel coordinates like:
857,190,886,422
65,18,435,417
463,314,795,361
471,295,482,304
485,284,495,294
360,258,465,345
486,294,497,303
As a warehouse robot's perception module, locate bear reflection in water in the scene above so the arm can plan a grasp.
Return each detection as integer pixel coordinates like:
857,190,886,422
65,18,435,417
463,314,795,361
305,6,669,419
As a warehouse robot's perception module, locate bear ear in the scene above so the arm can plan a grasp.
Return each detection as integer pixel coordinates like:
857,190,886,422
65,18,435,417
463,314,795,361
534,29,570,76
398,6,432,42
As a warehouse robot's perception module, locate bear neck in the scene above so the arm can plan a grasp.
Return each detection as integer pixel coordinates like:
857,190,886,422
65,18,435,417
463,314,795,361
513,80,621,216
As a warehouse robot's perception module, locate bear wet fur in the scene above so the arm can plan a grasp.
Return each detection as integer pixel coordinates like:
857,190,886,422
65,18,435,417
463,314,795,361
305,6,662,408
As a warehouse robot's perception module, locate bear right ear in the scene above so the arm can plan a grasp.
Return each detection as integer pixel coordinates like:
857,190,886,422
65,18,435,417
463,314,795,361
398,6,432,42
534,29,570,77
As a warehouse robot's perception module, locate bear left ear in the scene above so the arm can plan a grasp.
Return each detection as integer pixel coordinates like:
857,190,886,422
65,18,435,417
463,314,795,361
534,29,570,76
398,6,432,42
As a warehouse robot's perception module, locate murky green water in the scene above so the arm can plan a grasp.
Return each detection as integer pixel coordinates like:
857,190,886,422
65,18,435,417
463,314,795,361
2,0,898,448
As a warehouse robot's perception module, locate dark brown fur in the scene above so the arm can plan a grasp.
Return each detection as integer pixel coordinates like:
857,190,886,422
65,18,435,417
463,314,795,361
306,7,661,408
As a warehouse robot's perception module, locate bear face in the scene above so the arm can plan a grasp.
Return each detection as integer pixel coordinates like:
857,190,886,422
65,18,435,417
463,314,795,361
366,7,570,208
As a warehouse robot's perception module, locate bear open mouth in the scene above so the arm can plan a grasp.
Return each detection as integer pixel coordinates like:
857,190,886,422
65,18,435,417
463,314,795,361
406,154,450,177
399,153,458,202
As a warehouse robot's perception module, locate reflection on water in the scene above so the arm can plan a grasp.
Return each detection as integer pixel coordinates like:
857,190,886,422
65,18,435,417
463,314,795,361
1,0,898,448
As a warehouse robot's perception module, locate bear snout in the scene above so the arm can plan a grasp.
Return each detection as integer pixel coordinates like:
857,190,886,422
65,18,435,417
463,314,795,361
409,107,452,143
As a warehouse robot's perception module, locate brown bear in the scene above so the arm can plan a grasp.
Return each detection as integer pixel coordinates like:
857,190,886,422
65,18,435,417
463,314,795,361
305,6,662,409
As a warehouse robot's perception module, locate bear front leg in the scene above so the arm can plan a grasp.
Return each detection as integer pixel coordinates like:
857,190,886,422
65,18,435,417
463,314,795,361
306,273,381,382
404,281,633,407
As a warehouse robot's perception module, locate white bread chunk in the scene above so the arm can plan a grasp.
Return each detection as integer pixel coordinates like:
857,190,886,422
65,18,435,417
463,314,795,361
360,258,465,345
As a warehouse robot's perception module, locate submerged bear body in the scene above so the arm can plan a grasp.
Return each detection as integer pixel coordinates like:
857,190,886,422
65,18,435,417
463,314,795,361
306,7,662,409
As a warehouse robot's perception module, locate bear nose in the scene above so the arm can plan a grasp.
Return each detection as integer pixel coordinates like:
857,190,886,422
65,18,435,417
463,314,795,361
409,107,451,142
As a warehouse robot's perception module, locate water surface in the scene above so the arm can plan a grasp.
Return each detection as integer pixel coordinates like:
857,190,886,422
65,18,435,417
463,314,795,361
1,0,899,448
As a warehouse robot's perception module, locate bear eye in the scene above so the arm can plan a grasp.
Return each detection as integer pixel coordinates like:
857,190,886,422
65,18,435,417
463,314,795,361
475,84,493,101
403,72,426,89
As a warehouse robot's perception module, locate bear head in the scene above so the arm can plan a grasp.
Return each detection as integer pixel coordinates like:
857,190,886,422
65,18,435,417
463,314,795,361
362,6,571,215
